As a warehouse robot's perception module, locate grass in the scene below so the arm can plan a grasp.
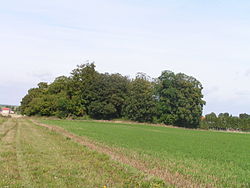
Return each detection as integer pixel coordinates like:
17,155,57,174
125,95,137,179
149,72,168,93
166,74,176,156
0,117,7,124
40,119,250,187
0,118,166,187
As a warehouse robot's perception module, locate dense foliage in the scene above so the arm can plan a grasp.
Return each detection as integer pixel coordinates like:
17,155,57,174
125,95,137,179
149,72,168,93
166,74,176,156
200,112,250,131
20,63,205,128
123,73,156,122
156,71,205,128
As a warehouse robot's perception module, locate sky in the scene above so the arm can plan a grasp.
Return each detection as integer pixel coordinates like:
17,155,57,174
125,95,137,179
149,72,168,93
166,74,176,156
0,0,250,115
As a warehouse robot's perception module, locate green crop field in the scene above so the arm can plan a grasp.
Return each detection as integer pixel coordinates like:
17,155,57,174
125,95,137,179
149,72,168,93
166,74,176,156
0,118,166,187
40,119,250,187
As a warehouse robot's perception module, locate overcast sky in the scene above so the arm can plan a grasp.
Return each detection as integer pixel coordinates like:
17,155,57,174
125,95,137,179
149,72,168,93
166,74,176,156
1,0,250,115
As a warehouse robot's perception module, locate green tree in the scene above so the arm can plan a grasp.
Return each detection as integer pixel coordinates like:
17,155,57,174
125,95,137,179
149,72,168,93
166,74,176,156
69,63,99,116
88,73,129,119
205,112,217,121
123,73,156,122
239,113,250,119
218,112,230,118
48,76,70,94
155,71,205,128
20,63,207,127
20,82,48,115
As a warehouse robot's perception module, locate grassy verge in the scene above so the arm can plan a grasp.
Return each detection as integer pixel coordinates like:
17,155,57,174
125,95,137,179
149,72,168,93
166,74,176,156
0,118,22,187
0,116,7,124
40,119,250,187
0,118,166,187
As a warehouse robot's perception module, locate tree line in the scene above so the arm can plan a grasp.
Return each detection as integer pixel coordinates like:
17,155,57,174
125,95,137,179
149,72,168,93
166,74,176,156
20,63,205,128
200,112,250,131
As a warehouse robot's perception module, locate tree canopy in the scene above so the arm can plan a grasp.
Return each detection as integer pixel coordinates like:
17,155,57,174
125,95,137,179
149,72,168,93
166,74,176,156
201,112,250,131
20,63,205,128
155,71,205,128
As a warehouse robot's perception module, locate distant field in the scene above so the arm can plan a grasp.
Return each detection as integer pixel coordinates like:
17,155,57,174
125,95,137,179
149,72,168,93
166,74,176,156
40,119,250,187
0,118,165,187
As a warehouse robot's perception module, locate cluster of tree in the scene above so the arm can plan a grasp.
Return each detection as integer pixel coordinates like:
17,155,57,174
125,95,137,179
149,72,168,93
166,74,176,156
20,63,205,128
200,112,250,131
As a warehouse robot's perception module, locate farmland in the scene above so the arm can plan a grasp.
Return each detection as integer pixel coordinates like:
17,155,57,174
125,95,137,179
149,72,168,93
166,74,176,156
0,118,166,187
1,117,250,187
40,119,250,187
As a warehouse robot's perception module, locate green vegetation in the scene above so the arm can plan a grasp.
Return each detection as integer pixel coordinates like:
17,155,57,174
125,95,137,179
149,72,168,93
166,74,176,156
20,63,205,128
0,117,6,124
155,71,205,128
40,119,250,187
201,112,250,131
123,73,156,123
0,118,166,187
